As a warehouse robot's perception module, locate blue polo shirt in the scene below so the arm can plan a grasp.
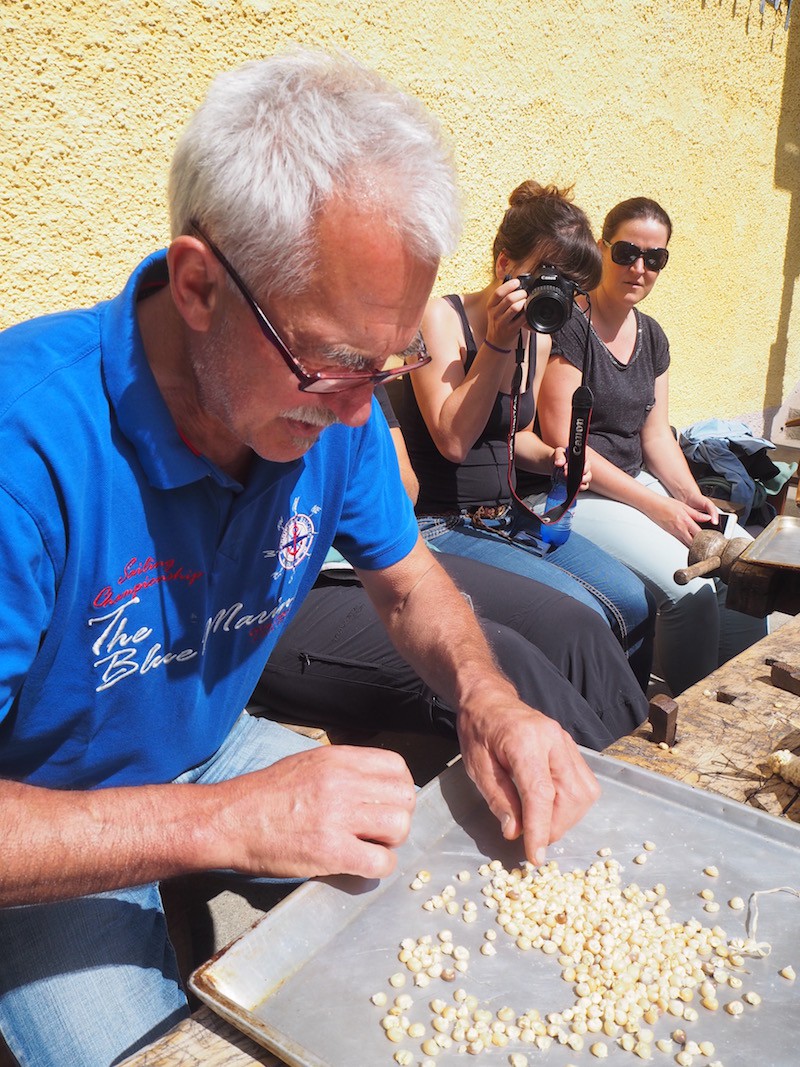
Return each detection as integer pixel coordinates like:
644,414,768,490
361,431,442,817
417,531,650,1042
0,252,417,789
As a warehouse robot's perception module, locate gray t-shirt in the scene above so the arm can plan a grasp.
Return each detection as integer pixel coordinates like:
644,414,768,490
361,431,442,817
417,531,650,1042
550,306,670,477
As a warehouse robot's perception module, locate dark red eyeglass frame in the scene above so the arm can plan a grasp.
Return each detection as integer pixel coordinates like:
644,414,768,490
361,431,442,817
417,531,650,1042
189,219,431,394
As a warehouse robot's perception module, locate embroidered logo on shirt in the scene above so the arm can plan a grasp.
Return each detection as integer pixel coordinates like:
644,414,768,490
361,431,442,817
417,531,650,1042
88,594,295,693
92,556,204,609
263,498,321,579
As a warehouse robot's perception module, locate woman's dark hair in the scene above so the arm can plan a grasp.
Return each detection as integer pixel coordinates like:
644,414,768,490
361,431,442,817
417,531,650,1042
601,197,672,244
492,180,602,292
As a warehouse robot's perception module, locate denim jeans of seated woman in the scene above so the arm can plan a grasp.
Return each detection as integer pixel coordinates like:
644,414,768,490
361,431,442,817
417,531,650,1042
418,513,654,691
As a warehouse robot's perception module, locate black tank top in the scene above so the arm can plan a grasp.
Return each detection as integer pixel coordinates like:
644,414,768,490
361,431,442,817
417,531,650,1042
393,295,536,513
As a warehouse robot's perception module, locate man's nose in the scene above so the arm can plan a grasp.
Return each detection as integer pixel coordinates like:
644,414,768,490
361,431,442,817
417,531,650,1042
328,383,376,427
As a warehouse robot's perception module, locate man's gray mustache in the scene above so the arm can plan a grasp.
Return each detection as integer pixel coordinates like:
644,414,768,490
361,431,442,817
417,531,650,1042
281,407,339,429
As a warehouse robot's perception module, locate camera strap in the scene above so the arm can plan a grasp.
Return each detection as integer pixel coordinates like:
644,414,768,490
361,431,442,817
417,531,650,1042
505,305,594,531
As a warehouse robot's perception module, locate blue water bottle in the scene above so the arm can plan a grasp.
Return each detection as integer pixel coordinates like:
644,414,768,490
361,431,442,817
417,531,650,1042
539,467,574,547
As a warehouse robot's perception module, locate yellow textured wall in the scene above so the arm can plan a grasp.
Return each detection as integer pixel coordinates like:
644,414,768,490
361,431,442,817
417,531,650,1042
2,0,798,430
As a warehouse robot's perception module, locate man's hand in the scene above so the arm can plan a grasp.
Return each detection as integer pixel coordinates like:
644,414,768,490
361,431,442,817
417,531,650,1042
455,699,601,865
209,745,416,880
0,746,415,906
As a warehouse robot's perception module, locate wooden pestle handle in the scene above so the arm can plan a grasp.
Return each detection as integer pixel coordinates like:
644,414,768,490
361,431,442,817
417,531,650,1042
674,555,722,586
677,535,750,586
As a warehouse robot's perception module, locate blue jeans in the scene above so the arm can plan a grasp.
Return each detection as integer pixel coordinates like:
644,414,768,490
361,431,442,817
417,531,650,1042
419,514,654,689
0,713,319,1067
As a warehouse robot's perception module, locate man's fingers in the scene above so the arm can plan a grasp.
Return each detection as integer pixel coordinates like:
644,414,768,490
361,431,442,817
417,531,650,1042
354,800,415,850
470,725,599,866
332,746,416,806
462,746,523,844
546,741,601,843
333,837,402,880
228,745,417,881
518,759,558,865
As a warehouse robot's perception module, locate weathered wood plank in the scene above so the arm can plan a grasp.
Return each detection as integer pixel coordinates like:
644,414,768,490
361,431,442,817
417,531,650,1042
607,617,800,820
119,1005,278,1066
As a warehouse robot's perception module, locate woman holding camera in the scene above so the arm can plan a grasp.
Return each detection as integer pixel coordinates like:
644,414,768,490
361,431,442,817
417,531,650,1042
393,181,654,690
537,196,766,695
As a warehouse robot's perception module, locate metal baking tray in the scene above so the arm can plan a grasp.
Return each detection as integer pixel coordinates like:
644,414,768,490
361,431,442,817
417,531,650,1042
190,753,800,1066
739,514,800,570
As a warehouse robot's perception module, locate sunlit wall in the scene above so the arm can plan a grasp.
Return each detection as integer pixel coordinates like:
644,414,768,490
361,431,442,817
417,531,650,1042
1,0,797,429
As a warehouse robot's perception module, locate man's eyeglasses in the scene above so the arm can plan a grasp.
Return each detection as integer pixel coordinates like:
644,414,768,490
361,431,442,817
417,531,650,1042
189,220,431,394
604,239,669,273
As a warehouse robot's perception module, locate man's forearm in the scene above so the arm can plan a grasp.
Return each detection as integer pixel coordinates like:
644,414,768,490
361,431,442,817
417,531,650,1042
357,543,519,716
358,541,601,864
0,778,220,906
1,741,419,905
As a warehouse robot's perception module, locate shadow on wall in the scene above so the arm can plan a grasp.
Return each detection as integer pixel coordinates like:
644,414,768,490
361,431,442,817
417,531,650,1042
765,7,800,435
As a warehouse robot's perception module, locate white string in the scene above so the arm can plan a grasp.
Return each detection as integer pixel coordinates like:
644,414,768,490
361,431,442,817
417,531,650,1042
729,886,800,958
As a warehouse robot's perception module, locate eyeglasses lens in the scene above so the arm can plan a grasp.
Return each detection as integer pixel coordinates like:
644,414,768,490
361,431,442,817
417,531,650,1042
300,352,431,394
610,241,669,272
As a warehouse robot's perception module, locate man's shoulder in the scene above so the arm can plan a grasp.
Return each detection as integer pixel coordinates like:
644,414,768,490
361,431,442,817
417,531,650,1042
0,306,104,415
0,252,164,408
0,308,110,527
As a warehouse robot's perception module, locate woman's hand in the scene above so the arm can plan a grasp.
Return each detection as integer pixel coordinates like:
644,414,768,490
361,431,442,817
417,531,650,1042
685,490,719,523
552,445,592,492
579,455,592,492
643,494,716,548
485,277,530,352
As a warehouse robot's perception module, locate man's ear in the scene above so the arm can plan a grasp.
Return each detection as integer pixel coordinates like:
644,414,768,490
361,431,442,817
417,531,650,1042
166,236,221,332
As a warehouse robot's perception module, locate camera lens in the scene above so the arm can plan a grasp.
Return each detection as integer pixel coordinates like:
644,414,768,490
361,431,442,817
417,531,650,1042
524,285,572,334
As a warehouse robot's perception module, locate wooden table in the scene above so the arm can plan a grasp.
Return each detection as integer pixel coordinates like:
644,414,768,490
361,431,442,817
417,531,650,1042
119,1005,277,1065
607,614,800,821
122,618,800,1065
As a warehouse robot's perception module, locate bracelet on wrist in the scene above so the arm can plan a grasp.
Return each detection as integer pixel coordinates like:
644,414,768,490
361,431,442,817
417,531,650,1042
482,339,513,355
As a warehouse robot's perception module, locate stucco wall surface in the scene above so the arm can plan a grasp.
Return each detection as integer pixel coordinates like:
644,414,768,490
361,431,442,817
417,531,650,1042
1,0,798,430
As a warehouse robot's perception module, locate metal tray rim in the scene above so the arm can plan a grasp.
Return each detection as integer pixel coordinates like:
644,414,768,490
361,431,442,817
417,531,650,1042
739,513,800,569
189,750,800,1066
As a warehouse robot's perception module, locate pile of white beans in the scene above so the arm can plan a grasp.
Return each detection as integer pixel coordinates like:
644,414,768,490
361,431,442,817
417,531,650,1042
369,848,794,1066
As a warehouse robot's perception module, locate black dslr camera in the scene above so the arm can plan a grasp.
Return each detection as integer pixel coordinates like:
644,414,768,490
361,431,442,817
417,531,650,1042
506,266,577,334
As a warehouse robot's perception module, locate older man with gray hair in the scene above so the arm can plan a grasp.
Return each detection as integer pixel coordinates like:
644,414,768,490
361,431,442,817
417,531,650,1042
0,49,599,1065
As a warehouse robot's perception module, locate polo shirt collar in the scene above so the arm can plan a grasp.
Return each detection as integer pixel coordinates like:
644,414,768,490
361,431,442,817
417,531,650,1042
100,250,243,492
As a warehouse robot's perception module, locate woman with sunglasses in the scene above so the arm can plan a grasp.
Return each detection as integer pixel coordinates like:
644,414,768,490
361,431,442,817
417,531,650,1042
537,197,766,696
393,181,655,691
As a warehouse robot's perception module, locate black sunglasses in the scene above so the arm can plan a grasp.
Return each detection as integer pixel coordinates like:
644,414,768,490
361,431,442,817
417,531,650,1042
189,220,431,394
604,239,669,273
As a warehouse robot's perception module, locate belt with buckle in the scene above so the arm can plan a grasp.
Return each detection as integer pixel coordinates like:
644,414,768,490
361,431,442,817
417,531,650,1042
424,504,509,521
